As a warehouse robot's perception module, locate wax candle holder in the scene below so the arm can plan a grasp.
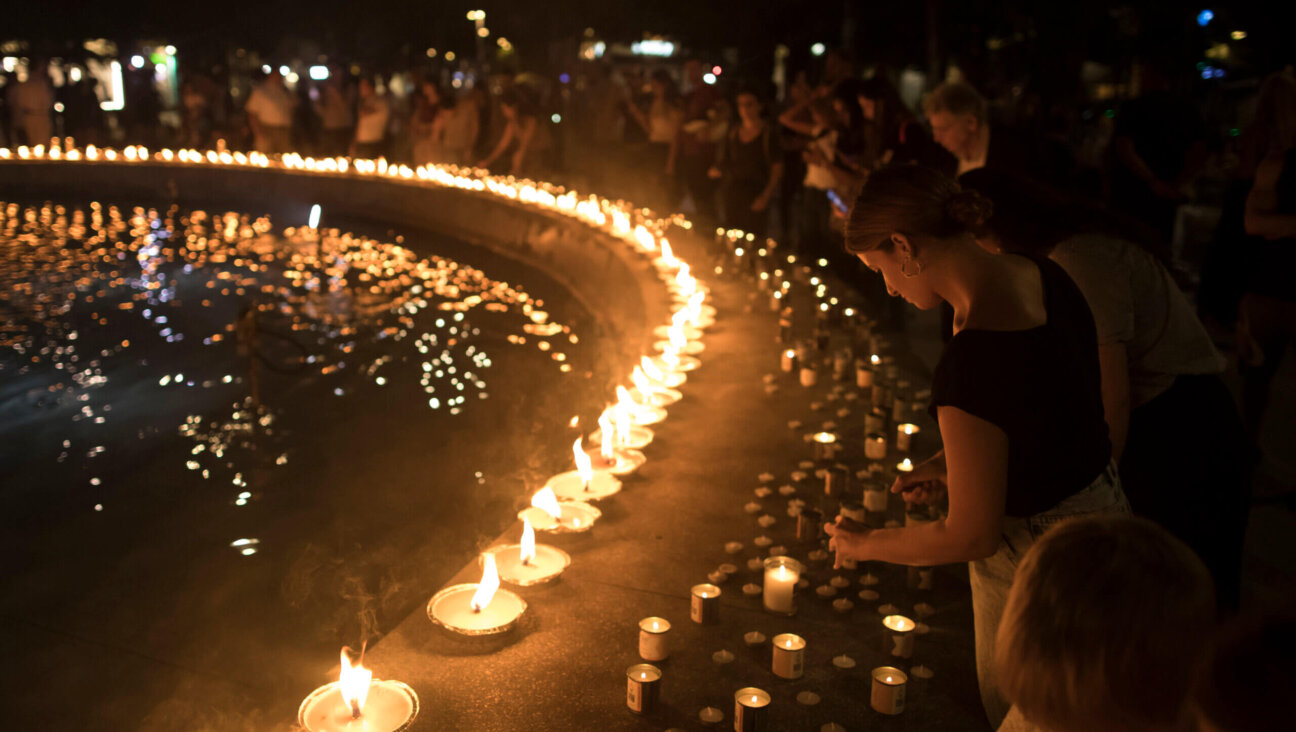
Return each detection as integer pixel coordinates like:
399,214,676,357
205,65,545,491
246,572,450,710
491,543,570,586
298,679,419,732
639,616,672,661
762,556,804,615
882,614,917,659
896,423,919,452
691,583,722,625
771,633,806,679
734,687,771,731
870,666,907,715
427,578,527,636
544,469,622,501
517,500,602,533
864,431,888,460
626,663,662,715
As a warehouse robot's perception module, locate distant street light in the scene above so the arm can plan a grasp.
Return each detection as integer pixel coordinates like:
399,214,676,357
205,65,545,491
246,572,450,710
811,42,826,57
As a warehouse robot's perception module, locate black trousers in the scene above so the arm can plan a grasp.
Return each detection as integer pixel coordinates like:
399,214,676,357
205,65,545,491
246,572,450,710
1120,373,1252,612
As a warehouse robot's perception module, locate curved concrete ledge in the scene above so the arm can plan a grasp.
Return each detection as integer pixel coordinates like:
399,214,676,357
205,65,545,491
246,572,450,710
0,160,672,380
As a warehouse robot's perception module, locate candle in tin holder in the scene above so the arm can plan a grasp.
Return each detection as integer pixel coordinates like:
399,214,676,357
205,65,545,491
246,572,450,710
734,687,771,731
780,348,796,373
298,649,419,732
864,407,887,435
865,432,887,460
811,431,837,461
626,663,662,715
771,633,806,679
639,617,672,661
855,361,874,388
871,382,891,410
896,423,919,453
762,556,803,615
882,614,917,659
838,501,866,523
800,364,818,387
691,583,722,624
823,465,848,497
870,666,907,715
863,482,889,517
796,507,823,542
896,457,914,474
892,395,908,423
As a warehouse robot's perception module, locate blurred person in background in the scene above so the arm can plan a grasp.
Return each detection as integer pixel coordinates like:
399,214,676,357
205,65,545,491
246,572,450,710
245,68,296,153
351,77,390,159
410,80,448,166
478,88,551,177
624,68,683,210
710,89,783,238
440,88,480,166
313,73,353,157
7,61,53,145
670,58,721,226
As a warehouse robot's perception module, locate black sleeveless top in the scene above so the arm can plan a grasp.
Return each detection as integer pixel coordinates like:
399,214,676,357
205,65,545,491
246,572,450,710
929,255,1112,517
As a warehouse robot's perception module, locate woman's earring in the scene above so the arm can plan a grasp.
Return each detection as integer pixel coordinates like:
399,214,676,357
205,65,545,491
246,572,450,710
901,258,923,278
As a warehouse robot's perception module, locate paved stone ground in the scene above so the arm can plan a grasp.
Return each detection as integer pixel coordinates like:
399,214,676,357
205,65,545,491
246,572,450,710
365,230,991,731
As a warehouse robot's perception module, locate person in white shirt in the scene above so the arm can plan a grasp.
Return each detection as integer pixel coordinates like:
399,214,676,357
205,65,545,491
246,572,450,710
351,78,390,159
244,70,296,153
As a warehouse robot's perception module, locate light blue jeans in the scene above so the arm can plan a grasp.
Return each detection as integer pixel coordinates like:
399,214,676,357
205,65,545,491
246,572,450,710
969,461,1131,730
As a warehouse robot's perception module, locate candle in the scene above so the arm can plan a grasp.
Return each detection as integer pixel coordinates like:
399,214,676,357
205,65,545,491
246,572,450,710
896,458,914,474
855,362,874,388
771,633,806,679
626,663,662,715
811,431,837,461
427,554,528,635
838,501,866,523
733,687,771,732
298,650,419,732
518,488,602,533
823,465,848,497
799,364,817,387
691,583,721,625
871,383,890,410
870,666,908,715
865,432,887,460
892,395,908,422
865,408,887,435
896,423,919,452
863,482,888,516
781,348,796,373
882,614,917,659
796,507,822,542
492,518,570,586
832,349,851,381
639,616,671,661
762,556,803,615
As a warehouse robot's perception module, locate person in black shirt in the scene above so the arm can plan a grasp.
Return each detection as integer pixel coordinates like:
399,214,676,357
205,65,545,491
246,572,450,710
710,89,783,239
824,165,1130,729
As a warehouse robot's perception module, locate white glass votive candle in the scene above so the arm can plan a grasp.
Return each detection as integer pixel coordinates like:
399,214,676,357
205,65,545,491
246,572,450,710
762,556,804,615
771,633,806,679
626,663,662,715
896,423,919,452
870,666,907,715
882,614,917,659
639,616,671,661
865,432,887,460
691,583,721,625
733,687,771,731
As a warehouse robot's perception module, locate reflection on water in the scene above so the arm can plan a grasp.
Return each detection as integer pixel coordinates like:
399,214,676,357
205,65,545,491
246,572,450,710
0,200,584,537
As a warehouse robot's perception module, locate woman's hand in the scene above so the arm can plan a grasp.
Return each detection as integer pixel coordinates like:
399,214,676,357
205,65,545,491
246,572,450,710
891,454,948,506
823,516,870,569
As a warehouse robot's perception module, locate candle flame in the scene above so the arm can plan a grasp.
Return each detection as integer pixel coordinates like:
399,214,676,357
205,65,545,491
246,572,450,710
573,437,594,486
668,325,687,351
871,353,881,366
520,517,536,565
470,553,500,612
899,458,913,471
686,291,705,325
660,238,675,266
662,347,680,369
613,401,632,446
631,366,654,398
531,487,562,519
640,356,664,382
338,648,373,718
597,410,615,460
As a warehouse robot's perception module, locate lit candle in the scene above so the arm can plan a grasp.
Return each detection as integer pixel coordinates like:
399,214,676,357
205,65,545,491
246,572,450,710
882,614,917,659
896,423,919,452
896,458,914,474
870,666,907,715
492,518,570,586
626,663,662,715
733,687,771,732
639,617,671,661
781,348,796,373
811,431,837,461
691,583,721,625
762,556,803,615
297,649,419,732
426,554,527,635
865,432,887,460
771,633,806,679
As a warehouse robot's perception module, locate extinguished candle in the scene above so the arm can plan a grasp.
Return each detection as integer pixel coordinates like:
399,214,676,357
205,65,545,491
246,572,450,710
870,666,907,715
639,617,671,661
733,687,771,732
865,432,887,460
800,365,818,387
763,556,803,615
855,362,874,388
626,663,662,715
863,483,888,514
896,423,919,452
771,633,806,679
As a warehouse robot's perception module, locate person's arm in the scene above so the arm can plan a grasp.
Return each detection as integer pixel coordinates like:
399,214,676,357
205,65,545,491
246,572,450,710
478,119,515,169
827,406,1009,566
1098,342,1131,462
752,160,784,212
510,116,536,172
666,117,680,175
625,94,651,135
1245,154,1296,240
777,99,817,137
